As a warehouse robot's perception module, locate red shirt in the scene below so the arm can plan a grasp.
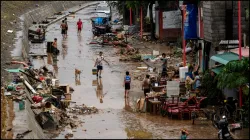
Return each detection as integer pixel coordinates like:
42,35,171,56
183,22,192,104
77,21,82,28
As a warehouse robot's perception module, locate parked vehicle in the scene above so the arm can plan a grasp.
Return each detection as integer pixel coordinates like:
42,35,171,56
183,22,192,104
217,116,233,139
212,97,243,127
91,16,111,36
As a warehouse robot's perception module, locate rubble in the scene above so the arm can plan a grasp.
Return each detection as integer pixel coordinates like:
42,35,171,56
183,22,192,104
3,62,98,137
67,104,98,115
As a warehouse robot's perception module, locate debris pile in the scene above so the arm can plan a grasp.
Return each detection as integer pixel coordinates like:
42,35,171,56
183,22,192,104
3,61,98,138
67,104,98,115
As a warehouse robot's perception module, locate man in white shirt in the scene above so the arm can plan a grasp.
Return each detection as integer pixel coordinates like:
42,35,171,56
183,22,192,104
94,51,109,78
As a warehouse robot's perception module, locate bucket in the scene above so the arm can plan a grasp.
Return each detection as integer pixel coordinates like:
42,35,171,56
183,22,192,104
19,100,25,110
92,69,97,75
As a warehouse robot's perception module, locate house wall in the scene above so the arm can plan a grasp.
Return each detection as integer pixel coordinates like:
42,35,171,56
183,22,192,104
202,1,249,68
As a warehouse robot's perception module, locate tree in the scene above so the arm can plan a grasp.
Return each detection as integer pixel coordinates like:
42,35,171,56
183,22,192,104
216,58,249,96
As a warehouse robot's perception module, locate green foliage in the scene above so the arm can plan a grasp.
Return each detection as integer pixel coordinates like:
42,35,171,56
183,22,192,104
216,58,249,91
201,71,223,105
125,1,141,10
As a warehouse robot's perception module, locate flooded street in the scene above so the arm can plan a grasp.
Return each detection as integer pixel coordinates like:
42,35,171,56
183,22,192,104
44,5,218,139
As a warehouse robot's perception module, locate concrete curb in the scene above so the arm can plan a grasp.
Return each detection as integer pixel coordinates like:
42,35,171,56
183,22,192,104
45,2,99,28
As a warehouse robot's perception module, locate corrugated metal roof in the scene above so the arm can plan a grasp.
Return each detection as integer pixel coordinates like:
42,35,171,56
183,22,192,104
210,52,241,65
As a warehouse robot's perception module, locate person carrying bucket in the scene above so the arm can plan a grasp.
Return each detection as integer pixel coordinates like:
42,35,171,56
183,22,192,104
94,51,109,78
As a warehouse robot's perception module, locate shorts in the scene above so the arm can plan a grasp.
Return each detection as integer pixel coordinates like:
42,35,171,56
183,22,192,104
162,68,167,76
97,65,103,70
61,29,66,34
78,27,82,31
125,83,130,90
144,88,150,97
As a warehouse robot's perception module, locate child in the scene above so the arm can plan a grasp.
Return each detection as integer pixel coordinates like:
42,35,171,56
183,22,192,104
124,71,131,98
180,129,189,139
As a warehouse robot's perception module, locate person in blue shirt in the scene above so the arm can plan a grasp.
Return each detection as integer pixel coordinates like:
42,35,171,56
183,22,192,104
123,71,131,98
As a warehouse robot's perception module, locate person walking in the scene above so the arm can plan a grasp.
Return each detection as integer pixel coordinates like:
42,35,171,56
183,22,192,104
77,18,83,36
161,53,168,77
142,74,151,97
123,71,131,98
94,51,109,78
52,38,58,63
64,18,68,36
60,20,67,39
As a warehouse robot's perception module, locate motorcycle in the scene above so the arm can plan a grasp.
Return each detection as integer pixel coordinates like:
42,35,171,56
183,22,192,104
217,115,233,139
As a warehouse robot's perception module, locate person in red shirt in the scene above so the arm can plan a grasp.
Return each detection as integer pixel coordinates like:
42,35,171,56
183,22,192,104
77,18,83,35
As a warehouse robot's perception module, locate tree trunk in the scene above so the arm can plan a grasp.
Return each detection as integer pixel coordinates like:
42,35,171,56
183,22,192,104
149,2,156,40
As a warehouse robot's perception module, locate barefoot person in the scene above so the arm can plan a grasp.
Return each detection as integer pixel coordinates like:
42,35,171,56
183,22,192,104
64,18,68,36
142,74,151,97
60,20,67,39
77,18,83,35
123,71,131,98
94,51,109,78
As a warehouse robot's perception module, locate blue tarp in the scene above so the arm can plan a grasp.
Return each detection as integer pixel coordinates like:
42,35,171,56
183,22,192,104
184,4,198,39
94,17,104,25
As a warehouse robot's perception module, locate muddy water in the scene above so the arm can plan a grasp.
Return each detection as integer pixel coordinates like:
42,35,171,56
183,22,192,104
45,5,218,139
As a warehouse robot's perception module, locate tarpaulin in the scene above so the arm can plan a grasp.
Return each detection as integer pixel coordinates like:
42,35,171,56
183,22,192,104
95,17,104,25
184,4,198,39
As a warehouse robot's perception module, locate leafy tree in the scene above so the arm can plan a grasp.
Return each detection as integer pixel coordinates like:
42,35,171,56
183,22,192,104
216,58,249,95
201,71,223,105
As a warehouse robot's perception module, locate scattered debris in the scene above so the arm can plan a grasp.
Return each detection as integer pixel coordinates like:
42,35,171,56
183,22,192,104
7,30,13,33
16,130,32,139
67,104,98,115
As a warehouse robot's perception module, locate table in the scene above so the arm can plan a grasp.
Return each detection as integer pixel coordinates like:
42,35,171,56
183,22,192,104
148,100,161,115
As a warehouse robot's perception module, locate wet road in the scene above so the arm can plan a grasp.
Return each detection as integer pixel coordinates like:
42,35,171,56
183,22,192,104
44,4,218,139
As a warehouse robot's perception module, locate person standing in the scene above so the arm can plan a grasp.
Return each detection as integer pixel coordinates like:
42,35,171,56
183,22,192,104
52,38,58,63
123,71,131,98
60,20,67,39
64,18,68,36
142,74,151,97
161,53,167,77
77,18,83,35
94,51,109,78
36,25,43,41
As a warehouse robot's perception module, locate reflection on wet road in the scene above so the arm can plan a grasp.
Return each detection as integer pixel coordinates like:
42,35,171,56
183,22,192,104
44,4,218,139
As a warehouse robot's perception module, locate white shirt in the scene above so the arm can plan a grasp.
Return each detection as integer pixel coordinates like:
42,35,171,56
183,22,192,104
96,56,104,66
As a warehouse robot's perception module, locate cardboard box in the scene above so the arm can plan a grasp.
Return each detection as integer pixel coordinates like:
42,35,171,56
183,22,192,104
59,84,70,93
64,93,71,100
